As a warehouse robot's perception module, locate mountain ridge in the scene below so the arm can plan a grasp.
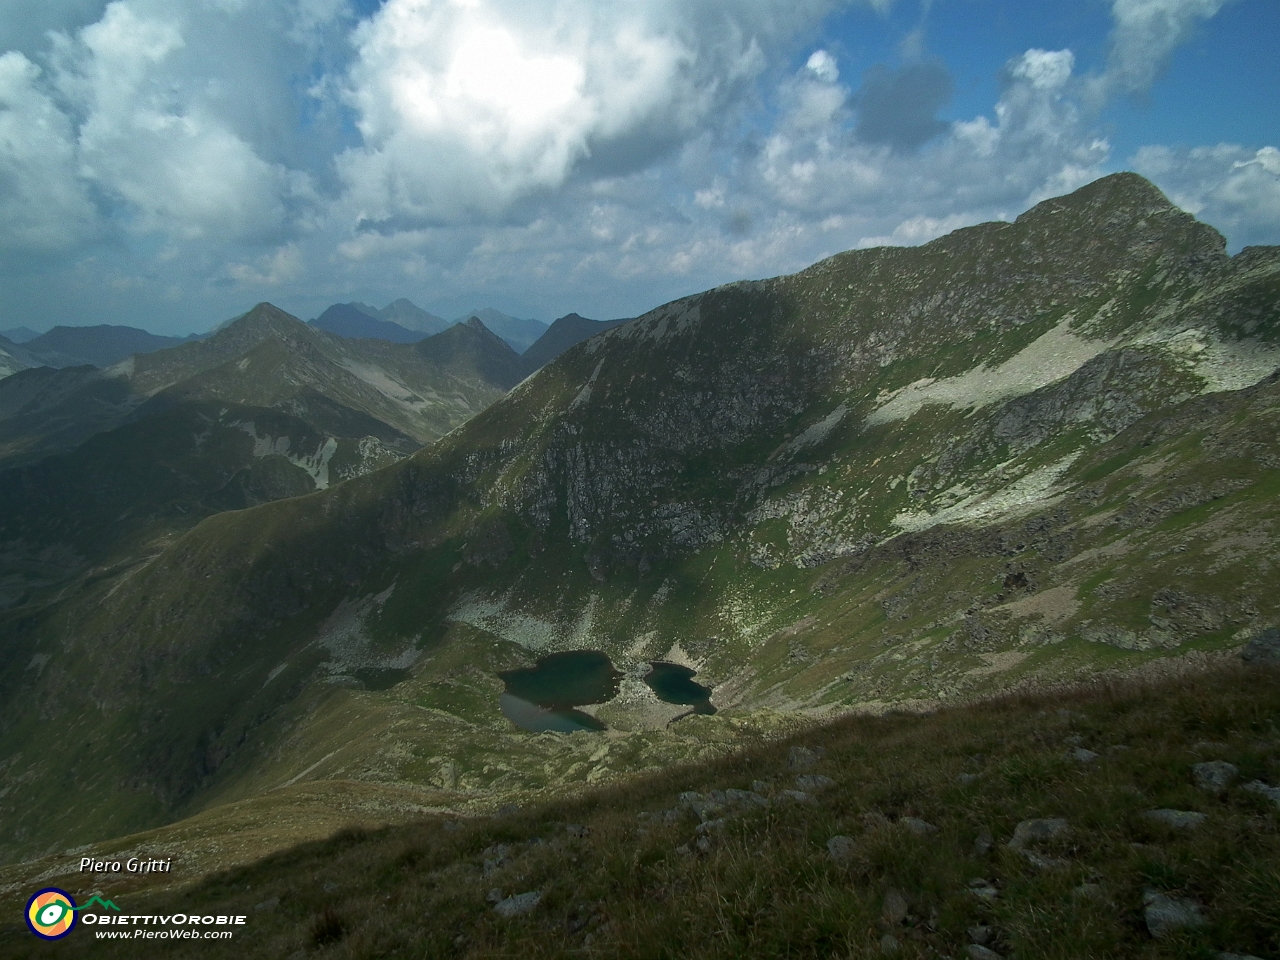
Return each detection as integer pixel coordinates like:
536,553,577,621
1,173,1278,863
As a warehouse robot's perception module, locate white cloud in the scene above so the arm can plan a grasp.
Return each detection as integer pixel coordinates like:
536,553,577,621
0,51,98,250
1009,48,1074,91
1092,0,1230,101
0,0,1270,335
334,0,846,225
1133,143,1280,248
805,49,839,83
229,243,305,285
56,1,313,241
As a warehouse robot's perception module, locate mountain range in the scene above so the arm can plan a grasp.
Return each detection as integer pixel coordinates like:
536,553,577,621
309,301,552,355
0,173,1277,876
0,325,198,376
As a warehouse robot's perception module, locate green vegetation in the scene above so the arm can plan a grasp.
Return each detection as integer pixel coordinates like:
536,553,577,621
5,665,1276,959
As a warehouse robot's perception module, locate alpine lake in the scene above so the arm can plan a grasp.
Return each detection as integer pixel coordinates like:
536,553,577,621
498,651,715,732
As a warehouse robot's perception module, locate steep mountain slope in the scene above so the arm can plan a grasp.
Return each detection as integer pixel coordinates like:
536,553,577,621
148,308,519,445
311,304,428,343
0,366,135,465
519,313,632,375
379,298,449,334
21,325,194,368
0,335,36,380
0,327,39,344
0,305,519,468
454,308,549,353
2,174,1278,863
0,309,525,639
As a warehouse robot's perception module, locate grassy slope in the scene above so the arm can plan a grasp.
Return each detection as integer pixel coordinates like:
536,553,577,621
3,664,1276,959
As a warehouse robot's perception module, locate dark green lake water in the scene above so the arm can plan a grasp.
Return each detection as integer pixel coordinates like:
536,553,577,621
643,661,716,715
498,651,622,732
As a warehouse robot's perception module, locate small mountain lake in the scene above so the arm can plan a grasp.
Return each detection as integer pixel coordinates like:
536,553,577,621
498,651,622,733
497,651,716,732
643,661,716,715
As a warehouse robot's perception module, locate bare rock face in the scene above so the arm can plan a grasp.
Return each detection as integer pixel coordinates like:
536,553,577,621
1241,627,1280,666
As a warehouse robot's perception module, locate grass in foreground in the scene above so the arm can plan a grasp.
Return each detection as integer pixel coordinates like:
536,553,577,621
5,664,1278,959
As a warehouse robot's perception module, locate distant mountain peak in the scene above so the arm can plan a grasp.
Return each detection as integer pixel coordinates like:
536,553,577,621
231,302,309,331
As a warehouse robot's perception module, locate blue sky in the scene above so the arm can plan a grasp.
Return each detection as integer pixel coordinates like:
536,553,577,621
0,0,1276,335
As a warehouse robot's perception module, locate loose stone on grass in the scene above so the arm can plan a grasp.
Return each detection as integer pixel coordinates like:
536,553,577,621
1144,809,1208,829
973,830,993,856
968,924,993,945
879,933,901,954
881,889,909,925
1071,747,1100,763
788,746,823,769
795,774,835,791
1143,889,1206,938
1193,761,1239,793
968,878,1000,901
826,835,857,863
493,891,541,918
1242,780,1280,806
967,945,1004,960
1008,818,1069,849
900,817,938,836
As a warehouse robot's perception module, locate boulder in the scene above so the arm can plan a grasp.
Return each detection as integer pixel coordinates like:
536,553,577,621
1143,809,1208,829
1008,818,1069,849
795,774,835,791
1143,890,1205,937
826,835,857,863
900,817,938,836
1241,627,1280,666
1242,780,1280,807
493,891,541,918
881,889,909,925
1193,761,1238,794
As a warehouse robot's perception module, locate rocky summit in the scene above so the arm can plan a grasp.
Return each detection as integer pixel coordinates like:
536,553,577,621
1,173,1278,880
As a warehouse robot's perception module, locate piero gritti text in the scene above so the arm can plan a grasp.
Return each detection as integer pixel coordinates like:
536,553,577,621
80,857,173,874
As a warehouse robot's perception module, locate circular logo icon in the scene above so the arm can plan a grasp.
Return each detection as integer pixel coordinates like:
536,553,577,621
26,888,77,940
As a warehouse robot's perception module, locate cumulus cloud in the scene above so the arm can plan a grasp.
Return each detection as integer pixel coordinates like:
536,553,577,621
57,1,318,241
0,0,1272,334
0,51,98,251
1092,0,1231,101
334,0,844,226
1133,144,1280,248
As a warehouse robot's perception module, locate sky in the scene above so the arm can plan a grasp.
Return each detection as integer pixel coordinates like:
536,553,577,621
0,0,1277,335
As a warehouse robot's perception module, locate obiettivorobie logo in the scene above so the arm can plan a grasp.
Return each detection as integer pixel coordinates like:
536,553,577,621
25,889,119,940
25,888,247,941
